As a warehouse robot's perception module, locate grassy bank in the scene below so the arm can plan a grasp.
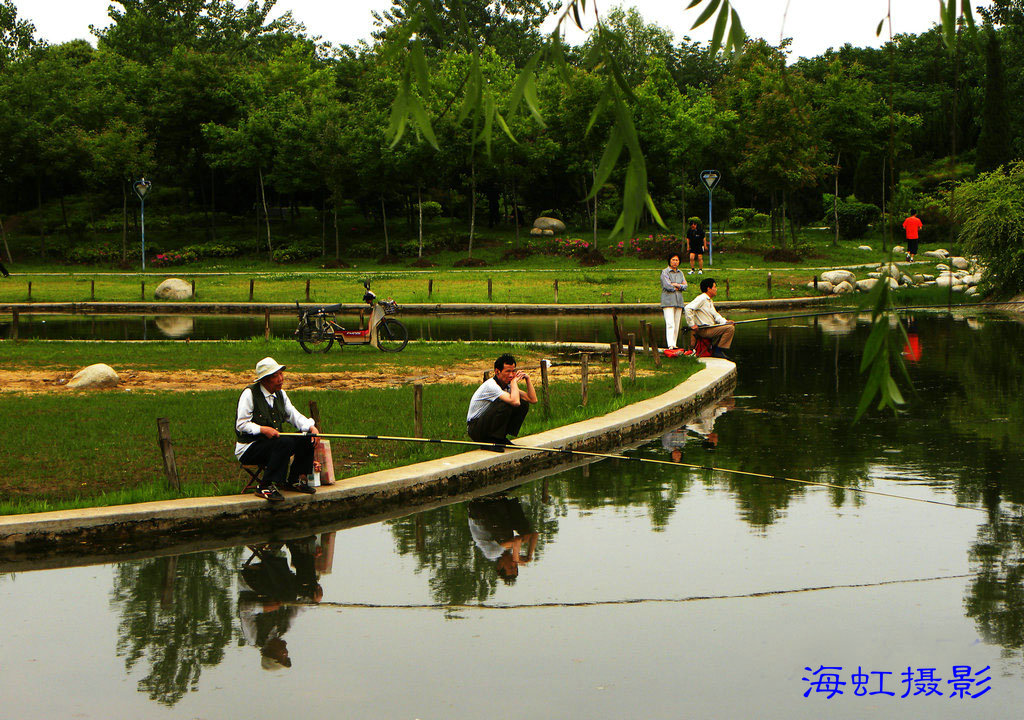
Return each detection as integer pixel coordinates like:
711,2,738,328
0,352,700,515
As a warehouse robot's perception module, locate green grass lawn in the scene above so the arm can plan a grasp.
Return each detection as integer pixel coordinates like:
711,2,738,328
0,344,700,515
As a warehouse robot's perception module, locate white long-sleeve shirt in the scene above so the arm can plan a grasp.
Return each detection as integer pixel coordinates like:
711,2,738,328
684,292,727,328
234,385,314,459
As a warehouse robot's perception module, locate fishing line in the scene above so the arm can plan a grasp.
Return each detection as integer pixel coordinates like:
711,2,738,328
726,299,1024,326
282,432,993,515
269,573,972,611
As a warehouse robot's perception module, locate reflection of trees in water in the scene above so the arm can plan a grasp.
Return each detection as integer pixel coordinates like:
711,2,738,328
110,549,241,706
965,517,1024,661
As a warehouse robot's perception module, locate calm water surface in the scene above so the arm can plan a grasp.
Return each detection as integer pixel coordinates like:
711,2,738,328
2,313,1023,718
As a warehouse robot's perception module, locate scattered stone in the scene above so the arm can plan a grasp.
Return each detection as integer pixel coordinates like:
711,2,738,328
833,280,854,294
900,274,914,285
856,278,878,292
529,228,543,236
857,245,873,251
807,280,834,294
936,274,960,287
67,363,120,389
923,274,935,281
542,228,554,236
154,278,193,301
878,263,901,279
821,269,855,285
936,263,950,271
533,216,566,233
893,245,905,253
953,285,965,292
966,287,980,296
868,272,881,279
912,274,925,284
924,249,949,258
922,280,937,286
951,256,970,270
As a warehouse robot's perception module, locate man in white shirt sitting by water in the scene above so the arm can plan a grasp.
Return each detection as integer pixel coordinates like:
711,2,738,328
466,354,538,451
684,277,735,359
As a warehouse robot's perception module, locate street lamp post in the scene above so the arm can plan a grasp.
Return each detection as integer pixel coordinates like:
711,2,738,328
133,178,152,270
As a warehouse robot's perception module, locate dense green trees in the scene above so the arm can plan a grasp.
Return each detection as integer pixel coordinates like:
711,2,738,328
1,0,1021,265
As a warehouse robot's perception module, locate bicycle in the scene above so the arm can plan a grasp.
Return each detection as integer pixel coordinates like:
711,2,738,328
294,285,408,354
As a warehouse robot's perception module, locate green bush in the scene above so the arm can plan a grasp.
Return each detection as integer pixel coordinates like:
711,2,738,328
728,215,746,229
415,201,443,220
752,213,769,228
731,207,756,222
824,194,880,239
179,242,240,259
272,241,320,263
953,160,1024,295
610,234,683,259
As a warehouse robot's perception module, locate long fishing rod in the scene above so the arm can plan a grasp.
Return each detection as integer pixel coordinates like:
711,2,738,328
724,300,1024,327
282,432,991,515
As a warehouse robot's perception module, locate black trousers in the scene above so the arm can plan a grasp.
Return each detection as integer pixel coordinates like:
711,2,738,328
240,435,315,488
468,401,530,444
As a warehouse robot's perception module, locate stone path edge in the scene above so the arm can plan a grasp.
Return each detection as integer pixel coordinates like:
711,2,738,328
1,296,837,315
0,359,736,563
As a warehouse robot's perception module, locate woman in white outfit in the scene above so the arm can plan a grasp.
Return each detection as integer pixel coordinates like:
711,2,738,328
660,251,687,349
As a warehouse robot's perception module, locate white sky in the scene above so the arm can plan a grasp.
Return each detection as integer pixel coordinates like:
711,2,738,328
11,1,978,61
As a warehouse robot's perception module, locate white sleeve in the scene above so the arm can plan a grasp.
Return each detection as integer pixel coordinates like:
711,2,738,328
236,388,262,437
279,390,314,432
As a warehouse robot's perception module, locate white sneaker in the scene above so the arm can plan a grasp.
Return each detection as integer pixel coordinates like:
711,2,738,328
687,270,693,275
698,270,703,274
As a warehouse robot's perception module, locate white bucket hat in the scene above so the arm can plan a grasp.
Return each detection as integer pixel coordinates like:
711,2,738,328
255,357,285,381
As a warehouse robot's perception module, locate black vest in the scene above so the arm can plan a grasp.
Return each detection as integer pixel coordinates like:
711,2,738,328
236,382,286,442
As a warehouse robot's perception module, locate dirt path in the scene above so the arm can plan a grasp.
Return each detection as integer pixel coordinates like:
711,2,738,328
0,355,603,393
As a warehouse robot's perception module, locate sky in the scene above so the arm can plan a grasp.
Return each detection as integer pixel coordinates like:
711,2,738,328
10,1,979,61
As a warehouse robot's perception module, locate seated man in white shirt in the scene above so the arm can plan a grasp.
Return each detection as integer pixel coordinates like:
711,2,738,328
235,357,320,502
466,354,538,451
684,277,735,359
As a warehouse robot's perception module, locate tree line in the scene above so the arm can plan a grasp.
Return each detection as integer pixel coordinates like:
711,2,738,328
0,0,1021,260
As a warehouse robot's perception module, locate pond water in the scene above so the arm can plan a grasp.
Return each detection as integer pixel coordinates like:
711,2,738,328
2,313,1023,718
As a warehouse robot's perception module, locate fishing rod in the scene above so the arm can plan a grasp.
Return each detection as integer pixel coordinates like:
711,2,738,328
282,432,991,515
724,300,1024,326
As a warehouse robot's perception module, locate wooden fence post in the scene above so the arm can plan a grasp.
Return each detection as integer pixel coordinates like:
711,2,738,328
620,290,624,303
553,279,559,303
249,279,255,301
540,359,550,416
767,272,772,298
27,281,32,301
646,324,662,367
141,281,145,300
813,275,818,291
90,280,95,301
639,320,648,353
11,309,18,340
609,342,622,396
487,278,492,301
156,418,181,491
305,278,311,302
264,310,271,340
428,278,433,298
580,353,589,406
413,383,423,438
726,278,730,300
611,312,622,349
191,279,196,298
627,333,636,382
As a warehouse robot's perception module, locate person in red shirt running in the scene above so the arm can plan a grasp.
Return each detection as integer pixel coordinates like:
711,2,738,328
902,210,923,262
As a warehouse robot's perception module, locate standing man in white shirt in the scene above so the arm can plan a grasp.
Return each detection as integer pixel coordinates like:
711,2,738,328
684,277,735,359
466,354,538,450
235,357,320,502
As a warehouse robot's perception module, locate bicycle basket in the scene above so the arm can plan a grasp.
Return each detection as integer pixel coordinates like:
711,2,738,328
379,299,399,315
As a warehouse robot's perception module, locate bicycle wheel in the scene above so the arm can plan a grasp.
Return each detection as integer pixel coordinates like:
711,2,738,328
298,320,334,353
376,317,408,352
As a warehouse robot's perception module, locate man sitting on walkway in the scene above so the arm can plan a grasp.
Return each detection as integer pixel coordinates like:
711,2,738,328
235,357,320,502
467,354,538,450
685,278,735,359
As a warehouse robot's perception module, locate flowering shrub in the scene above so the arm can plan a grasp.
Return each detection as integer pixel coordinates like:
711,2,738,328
610,234,683,259
150,250,198,267
526,236,593,257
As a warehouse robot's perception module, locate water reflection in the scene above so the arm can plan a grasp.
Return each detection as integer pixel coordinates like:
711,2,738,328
661,396,734,460
467,495,539,584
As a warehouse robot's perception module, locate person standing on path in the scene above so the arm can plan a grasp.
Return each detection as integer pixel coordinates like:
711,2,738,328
467,354,538,450
902,210,923,262
685,277,734,359
235,357,320,502
686,221,707,274
661,252,688,349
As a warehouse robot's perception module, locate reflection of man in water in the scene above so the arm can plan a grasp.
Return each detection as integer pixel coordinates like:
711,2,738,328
467,496,538,583
661,398,734,461
238,537,323,670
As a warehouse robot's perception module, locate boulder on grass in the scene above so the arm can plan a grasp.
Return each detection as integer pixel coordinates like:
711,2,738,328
924,248,949,258
67,363,120,389
529,227,543,236
857,245,873,251
533,216,566,233
821,269,855,285
951,256,971,270
807,280,834,294
154,278,193,300
833,280,854,294
856,278,878,292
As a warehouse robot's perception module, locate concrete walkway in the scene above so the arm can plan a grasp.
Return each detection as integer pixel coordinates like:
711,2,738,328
1,295,838,316
0,359,736,566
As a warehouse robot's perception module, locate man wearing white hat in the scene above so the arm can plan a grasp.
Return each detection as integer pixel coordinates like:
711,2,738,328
235,357,320,502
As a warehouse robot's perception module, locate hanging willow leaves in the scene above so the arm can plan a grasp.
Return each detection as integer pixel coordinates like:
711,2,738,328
853,275,913,422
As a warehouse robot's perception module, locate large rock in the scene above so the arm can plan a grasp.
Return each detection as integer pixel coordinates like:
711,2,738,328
856,278,878,292
807,280,834,294
154,278,193,301
966,286,980,296
529,227,543,236
833,280,854,294
878,263,901,279
936,263,950,272
951,256,971,270
857,245,873,251
533,216,566,233
67,363,120,389
936,274,961,287
893,245,905,254
924,249,949,258
821,269,855,285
